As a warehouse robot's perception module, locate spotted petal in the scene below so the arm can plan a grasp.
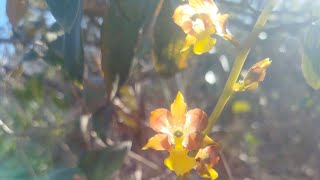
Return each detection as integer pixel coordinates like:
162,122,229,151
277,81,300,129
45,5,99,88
196,163,218,180
196,145,220,167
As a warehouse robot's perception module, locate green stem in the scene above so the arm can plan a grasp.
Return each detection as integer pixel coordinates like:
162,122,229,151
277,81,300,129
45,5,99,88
204,0,278,134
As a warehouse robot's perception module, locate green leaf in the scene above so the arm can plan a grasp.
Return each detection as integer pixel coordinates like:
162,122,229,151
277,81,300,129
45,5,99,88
302,23,320,90
44,16,84,81
45,0,82,32
79,141,132,180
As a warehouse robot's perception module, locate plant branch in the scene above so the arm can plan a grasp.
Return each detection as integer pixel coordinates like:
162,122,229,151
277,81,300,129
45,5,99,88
204,0,278,134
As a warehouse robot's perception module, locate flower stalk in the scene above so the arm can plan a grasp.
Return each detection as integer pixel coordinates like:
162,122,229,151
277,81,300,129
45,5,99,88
204,0,279,134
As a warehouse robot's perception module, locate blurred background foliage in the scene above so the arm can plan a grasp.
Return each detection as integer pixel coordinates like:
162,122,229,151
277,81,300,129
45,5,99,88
1,0,320,179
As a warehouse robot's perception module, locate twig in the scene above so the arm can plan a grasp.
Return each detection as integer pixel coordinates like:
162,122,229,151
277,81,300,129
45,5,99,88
149,0,165,32
128,151,161,172
0,119,14,134
219,150,234,180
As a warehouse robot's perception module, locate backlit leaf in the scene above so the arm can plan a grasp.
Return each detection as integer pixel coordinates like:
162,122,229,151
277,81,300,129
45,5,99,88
302,23,320,90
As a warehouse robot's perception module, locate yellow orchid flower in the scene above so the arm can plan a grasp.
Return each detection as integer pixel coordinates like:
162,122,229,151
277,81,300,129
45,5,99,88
142,92,218,176
142,92,211,151
173,0,232,54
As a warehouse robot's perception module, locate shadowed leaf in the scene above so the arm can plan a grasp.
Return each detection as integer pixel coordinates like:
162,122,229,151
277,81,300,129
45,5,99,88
101,0,153,98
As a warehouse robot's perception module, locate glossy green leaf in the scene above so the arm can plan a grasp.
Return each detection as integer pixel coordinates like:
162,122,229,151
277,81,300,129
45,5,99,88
79,141,132,180
302,23,320,90
45,0,82,32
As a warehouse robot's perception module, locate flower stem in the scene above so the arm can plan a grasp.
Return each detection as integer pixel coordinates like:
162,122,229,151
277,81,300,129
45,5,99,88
204,0,279,134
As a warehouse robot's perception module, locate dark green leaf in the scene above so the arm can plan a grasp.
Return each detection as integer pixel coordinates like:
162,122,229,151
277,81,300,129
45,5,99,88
79,141,132,180
44,14,84,81
45,0,82,32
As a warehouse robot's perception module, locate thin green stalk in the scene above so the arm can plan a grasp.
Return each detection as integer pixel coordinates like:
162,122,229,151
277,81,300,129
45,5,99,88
204,0,278,134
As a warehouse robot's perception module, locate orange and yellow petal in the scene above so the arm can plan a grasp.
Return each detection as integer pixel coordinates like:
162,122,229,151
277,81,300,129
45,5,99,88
196,163,218,180
142,133,171,151
149,108,172,134
184,108,208,134
173,4,195,33
189,0,218,16
164,148,196,176
184,133,216,150
196,145,220,167
170,92,187,129
215,14,231,39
